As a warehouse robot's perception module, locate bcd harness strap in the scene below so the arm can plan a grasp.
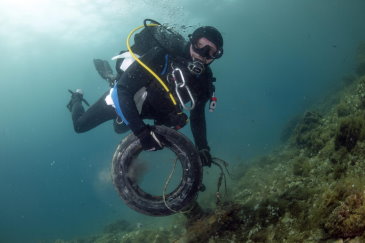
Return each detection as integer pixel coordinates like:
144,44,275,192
161,54,169,76
111,83,129,125
111,84,148,125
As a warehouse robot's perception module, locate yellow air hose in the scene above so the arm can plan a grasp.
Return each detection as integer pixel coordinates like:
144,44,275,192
126,24,177,106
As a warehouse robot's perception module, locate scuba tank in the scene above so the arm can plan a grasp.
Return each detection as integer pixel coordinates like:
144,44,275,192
132,19,187,57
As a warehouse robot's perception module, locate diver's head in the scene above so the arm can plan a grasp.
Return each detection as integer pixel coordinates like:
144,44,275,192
189,26,224,64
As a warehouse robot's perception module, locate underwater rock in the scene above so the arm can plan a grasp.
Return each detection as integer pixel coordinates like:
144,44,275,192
355,76,365,110
329,147,350,179
298,111,322,130
336,102,352,117
183,203,245,242
292,157,312,177
334,116,365,151
280,115,302,142
293,111,329,155
120,229,172,243
103,219,134,234
324,192,365,238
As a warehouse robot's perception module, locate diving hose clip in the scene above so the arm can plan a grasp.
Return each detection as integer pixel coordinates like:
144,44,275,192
209,93,217,112
187,60,205,76
171,68,196,111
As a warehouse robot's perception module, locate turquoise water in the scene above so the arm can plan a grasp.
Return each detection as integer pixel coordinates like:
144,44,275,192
1,0,365,242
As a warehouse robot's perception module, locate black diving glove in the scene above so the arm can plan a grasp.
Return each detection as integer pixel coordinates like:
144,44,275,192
199,149,213,167
136,125,163,151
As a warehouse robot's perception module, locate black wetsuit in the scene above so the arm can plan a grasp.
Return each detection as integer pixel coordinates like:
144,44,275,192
71,45,215,150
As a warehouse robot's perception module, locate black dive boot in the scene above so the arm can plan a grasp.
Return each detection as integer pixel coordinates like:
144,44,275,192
66,89,89,112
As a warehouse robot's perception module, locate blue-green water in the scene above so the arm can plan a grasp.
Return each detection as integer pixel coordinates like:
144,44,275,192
1,0,365,242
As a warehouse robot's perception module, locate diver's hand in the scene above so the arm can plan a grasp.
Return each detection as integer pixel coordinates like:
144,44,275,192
136,125,163,151
199,149,213,167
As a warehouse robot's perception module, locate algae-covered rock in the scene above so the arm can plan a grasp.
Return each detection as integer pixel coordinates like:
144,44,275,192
293,111,331,155
292,157,312,177
329,147,349,179
311,177,365,239
280,115,302,142
335,116,365,151
355,76,365,110
184,203,245,242
296,111,322,135
324,192,365,238
103,219,133,234
120,229,172,243
336,101,352,117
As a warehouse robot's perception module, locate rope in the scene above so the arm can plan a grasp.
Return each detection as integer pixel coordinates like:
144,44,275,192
211,157,231,205
162,157,194,214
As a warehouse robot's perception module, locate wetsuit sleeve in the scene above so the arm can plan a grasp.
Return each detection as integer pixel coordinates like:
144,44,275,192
190,97,210,150
190,67,215,150
116,47,165,135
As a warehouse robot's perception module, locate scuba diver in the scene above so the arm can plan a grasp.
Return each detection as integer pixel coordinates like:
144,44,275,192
67,20,224,220
67,21,224,168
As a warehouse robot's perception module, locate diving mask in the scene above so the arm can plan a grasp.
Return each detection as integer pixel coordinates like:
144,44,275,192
192,44,223,60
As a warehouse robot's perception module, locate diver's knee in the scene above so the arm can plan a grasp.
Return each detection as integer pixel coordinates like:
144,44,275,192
73,124,86,133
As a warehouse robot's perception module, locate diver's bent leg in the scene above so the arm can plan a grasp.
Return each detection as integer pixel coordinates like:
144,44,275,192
72,92,116,133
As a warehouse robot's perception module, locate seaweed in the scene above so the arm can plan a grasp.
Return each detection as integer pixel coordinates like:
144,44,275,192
324,185,365,238
293,111,330,155
336,101,352,117
334,116,365,151
280,115,302,143
292,157,312,177
184,203,246,242
103,219,134,234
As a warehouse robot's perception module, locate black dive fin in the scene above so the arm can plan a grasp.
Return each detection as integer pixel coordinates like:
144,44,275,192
93,59,114,80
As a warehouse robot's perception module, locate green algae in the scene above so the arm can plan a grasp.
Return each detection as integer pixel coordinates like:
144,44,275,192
291,111,335,156
335,116,365,152
292,156,313,177
336,101,352,117
102,219,134,234
187,74,365,242
323,180,365,238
